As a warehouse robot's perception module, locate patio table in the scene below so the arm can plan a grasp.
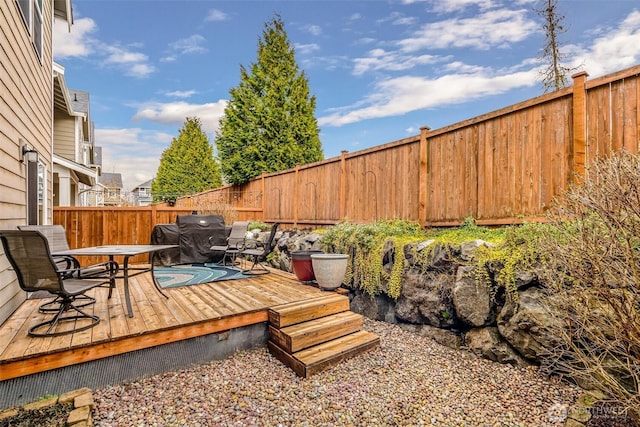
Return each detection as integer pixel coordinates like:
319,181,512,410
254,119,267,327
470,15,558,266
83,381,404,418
52,244,178,318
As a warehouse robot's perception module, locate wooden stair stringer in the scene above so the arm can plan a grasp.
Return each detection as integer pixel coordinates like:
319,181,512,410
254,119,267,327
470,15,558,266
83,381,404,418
268,330,380,378
267,293,380,378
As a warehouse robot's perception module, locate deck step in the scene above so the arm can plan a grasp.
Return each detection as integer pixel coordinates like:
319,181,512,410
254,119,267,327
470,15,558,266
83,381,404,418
269,311,363,353
268,293,349,328
268,330,380,378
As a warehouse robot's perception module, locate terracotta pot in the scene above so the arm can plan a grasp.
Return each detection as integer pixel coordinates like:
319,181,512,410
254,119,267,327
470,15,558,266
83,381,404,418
291,250,324,282
310,253,349,291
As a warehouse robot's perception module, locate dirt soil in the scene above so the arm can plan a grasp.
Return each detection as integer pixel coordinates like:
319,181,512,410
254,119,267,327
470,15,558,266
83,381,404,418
0,403,72,427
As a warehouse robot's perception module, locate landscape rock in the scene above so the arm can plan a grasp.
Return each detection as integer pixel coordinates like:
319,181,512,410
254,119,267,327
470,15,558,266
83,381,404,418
464,327,530,367
497,287,560,360
398,323,462,349
395,269,457,328
350,291,397,324
452,265,492,327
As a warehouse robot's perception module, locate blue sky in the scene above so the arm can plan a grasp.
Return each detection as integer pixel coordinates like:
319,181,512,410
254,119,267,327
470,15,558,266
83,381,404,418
53,0,640,191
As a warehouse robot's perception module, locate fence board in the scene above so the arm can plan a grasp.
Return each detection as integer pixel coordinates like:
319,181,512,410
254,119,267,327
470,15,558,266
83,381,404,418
53,64,640,234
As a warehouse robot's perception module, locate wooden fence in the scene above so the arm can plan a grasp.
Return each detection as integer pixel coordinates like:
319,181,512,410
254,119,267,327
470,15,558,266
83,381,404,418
53,206,195,263
54,64,640,249
171,65,640,227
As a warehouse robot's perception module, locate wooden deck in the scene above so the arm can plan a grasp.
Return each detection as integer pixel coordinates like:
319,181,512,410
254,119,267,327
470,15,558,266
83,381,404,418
0,265,326,382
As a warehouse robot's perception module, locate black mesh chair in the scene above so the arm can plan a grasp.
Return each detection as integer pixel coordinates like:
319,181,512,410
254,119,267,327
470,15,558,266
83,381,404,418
210,221,249,266
240,223,280,275
0,230,110,337
18,224,118,312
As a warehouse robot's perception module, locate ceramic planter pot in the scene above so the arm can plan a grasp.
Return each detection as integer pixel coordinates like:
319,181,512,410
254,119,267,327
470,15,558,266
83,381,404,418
291,250,324,282
310,253,349,291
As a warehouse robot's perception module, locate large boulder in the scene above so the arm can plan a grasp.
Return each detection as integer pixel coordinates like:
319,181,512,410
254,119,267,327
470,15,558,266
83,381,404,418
350,291,397,323
464,327,530,367
497,287,560,361
395,269,457,328
459,239,492,261
452,266,493,327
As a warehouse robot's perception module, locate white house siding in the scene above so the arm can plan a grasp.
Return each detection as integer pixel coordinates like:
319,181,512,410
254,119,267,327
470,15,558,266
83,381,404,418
0,0,56,324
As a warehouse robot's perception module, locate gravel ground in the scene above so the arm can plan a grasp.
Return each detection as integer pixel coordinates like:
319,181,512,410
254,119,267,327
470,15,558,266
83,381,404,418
93,319,580,426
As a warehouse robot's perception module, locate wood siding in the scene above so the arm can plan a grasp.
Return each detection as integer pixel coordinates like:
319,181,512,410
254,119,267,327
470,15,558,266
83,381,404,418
53,109,76,160
0,0,57,324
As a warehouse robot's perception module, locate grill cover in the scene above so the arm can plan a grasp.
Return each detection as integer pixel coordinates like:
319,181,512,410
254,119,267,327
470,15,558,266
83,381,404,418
177,214,227,264
150,224,180,265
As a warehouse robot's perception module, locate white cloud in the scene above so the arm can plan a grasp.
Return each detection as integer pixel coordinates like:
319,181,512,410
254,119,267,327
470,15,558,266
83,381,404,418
104,47,148,65
166,90,197,98
573,10,640,77
205,9,229,22
304,24,322,36
102,46,155,78
53,17,96,58
393,16,417,26
398,9,538,51
319,69,537,126
295,43,320,55
95,128,173,191
161,35,207,62
54,16,156,78
353,48,444,75
170,35,208,54
426,0,497,13
131,100,228,134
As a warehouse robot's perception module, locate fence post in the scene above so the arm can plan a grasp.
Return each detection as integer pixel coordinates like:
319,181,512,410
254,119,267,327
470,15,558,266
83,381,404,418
340,150,348,220
294,164,300,227
419,126,430,227
260,172,265,222
572,71,589,180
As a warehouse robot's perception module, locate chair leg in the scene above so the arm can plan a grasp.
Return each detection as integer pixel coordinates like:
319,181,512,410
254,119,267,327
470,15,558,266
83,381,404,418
39,295,95,313
29,296,100,337
241,256,270,275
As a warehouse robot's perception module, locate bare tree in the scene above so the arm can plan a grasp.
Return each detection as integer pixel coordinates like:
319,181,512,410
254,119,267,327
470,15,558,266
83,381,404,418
535,0,578,92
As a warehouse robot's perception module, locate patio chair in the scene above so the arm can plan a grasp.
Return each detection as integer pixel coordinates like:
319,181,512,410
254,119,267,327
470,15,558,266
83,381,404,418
210,221,249,266
18,224,118,312
240,223,280,275
0,230,109,337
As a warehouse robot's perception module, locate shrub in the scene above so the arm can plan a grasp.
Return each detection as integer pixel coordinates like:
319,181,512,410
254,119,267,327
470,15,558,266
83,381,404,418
538,151,640,422
320,220,427,299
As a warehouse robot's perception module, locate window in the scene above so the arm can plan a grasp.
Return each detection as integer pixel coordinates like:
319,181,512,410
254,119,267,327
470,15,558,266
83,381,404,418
37,160,46,224
16,0,43,61
26,157,47,225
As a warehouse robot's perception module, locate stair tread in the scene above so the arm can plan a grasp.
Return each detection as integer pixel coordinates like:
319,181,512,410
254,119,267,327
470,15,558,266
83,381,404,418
268,294,350,328
269,311,363,352
268,330,380,378
293,330,380,365
280,311,362,337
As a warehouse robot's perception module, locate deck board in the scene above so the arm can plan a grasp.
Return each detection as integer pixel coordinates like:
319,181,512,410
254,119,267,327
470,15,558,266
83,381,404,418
0,264,328,381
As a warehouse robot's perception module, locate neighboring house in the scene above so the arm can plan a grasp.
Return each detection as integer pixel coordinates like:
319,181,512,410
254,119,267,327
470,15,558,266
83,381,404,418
52,63,100,206
132,179,154,206
0,0,74,324
97,172,124,206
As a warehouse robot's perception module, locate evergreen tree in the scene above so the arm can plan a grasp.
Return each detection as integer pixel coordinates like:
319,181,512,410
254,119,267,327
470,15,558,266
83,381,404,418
152,117,222,202
216,14,324,185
